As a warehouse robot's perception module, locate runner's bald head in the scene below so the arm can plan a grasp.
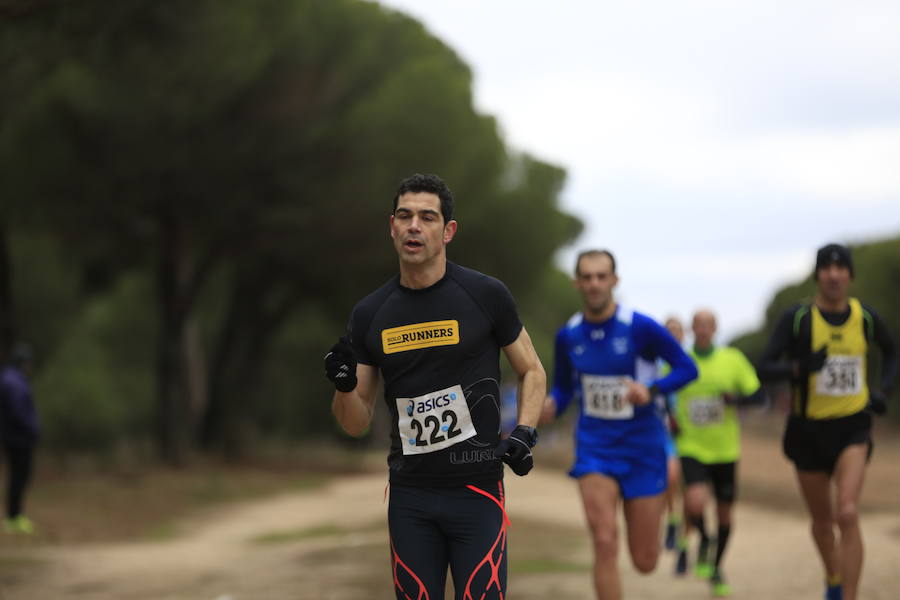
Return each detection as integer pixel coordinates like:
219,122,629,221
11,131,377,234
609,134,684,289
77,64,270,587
692,309,717,350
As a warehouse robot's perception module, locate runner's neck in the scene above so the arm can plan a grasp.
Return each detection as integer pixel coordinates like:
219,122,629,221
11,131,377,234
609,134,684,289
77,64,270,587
814,294,850,314
583,302,617,324
399,258,447,290
693,344,715,357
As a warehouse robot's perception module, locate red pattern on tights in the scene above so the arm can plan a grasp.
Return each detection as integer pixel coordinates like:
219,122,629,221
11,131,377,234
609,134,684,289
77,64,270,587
462,482,509,600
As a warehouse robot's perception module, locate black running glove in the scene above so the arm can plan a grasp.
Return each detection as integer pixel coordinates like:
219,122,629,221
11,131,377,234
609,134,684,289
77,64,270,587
493,425,538,476
868,390,888,416
797,345,828,374
324,336,357,393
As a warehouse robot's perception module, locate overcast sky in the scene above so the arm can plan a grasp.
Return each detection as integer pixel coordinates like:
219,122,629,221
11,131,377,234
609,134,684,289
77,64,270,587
377,0,900,342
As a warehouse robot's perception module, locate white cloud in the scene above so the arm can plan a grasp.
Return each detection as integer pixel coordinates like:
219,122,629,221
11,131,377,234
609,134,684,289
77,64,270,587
378,0,900,338
744,127,900,200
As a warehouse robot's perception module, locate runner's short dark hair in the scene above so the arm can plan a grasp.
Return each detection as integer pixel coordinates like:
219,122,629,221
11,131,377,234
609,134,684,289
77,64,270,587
575,249,617,276
393,173,454,224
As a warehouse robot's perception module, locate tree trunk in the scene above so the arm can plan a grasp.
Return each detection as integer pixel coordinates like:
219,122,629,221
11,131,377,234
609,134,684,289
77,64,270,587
202,270,297,458
202,274,272,458
155,211,194,465
200,278,248,453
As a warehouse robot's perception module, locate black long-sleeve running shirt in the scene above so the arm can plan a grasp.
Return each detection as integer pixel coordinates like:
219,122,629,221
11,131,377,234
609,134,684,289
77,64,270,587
756,301,897,416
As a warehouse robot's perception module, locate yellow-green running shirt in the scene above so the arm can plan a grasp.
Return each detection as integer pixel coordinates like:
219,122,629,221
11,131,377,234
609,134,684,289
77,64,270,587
674,346,760,464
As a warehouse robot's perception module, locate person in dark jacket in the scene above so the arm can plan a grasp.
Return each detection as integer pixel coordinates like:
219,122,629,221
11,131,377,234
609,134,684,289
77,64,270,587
1,343,39,534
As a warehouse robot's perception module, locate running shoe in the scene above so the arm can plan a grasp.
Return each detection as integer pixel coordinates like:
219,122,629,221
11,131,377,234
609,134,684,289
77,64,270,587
694,538,712,579
674,540,688,576
664,520,678,550
825,583,843,600
711,569,732,597
675,550,688,575
694,560,713,579
3,515,34,534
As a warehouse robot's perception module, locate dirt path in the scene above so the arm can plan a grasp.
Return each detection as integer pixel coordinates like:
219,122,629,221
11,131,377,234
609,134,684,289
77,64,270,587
3,466,899,599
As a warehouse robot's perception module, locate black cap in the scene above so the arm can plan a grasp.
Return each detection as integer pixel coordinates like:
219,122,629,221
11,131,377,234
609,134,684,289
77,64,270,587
814,243,854,277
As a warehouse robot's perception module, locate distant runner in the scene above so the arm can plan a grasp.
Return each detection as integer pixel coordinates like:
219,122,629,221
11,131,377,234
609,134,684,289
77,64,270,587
757,243,897,600
671,310,762,597
541,249,697,600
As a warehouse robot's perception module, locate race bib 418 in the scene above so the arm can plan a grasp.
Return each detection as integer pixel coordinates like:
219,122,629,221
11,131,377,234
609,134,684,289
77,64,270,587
581,375,633,420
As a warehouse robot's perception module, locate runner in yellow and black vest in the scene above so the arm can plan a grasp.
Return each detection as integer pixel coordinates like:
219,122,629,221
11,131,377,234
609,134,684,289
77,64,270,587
671,310,762,598
758,243,897,600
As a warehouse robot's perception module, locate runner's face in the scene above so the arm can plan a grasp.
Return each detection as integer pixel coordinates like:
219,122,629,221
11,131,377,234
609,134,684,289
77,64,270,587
691,312,716,349
665,319,684,344
390,192,456,267
815,263,851,303
575,254,618,315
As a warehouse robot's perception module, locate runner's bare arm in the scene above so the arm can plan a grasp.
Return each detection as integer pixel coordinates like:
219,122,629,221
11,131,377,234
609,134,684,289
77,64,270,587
540,395,557,424
332,363,380,436
502,327,547,428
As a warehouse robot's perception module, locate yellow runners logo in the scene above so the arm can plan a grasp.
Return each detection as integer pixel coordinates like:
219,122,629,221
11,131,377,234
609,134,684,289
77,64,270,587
382,320,460,354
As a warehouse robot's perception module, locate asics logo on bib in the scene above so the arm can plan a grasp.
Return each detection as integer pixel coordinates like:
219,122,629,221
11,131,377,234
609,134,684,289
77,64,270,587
411,391,458,414
382,320,460,354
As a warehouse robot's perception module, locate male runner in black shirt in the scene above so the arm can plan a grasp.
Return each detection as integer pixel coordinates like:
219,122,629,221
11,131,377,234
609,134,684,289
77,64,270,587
757,243,897,600
324,173,546,600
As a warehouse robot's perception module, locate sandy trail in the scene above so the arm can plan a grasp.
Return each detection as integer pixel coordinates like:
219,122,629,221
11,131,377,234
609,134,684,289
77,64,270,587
3,467,899,599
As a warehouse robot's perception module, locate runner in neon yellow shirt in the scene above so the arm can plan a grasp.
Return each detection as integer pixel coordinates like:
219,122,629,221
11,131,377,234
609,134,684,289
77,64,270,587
672,310,762,597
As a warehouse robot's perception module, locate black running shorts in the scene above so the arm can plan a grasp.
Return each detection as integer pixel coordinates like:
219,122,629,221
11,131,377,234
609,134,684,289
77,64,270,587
388,482,507,600
782,411,872,473
680,457,737,503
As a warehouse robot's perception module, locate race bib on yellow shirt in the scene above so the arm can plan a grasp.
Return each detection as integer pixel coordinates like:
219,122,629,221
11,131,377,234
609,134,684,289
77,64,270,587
688,396,725,426
816,355,863,397
582,375,633,419
396,385,476,455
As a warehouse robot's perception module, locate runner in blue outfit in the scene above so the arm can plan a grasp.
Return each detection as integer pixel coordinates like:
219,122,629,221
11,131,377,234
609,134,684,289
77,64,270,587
661,316,686,551
541,250,697,600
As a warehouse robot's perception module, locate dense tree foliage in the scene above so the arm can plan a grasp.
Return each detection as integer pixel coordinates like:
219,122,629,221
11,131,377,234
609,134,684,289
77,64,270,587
1,0,582,460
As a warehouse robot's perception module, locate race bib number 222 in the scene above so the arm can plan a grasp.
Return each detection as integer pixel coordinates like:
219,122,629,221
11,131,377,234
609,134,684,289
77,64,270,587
395,385,476,455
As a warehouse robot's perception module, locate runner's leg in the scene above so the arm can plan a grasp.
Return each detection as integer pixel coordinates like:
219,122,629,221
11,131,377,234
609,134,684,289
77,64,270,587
5,444,33,519
389,485,450,600
664,454,681,549
713,500,733,568
711,462,736,572
683,482,712,575
622,492,666,573
795,470,840,585
578,473,622,600
832,444,867,600
446,483,508,600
